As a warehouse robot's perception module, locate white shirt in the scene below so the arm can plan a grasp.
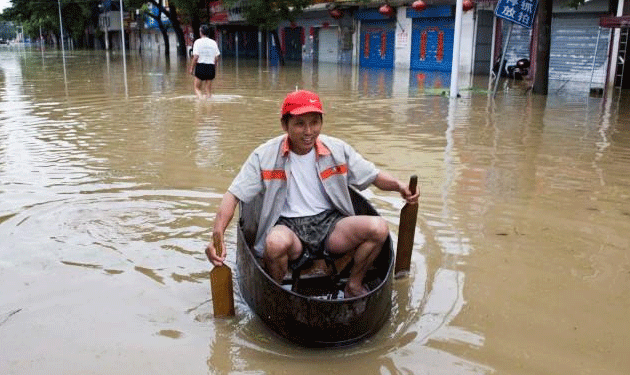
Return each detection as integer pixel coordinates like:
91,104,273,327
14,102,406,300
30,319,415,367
192,37,220,65
280,149,333,217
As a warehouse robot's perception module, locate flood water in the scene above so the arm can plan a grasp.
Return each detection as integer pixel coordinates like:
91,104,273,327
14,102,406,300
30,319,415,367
1,47,628,375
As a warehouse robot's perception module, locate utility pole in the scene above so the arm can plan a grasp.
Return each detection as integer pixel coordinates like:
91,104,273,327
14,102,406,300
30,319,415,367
119,0,126,58
99,1,110,50
136,9,142,53
450,0,464,98
120,0,128,97
57,0,65,51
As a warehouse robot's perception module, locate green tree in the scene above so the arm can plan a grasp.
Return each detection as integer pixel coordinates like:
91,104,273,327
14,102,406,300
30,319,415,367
221,0,314,65
129,0,200,58
0,21,17,41
1,0,101,48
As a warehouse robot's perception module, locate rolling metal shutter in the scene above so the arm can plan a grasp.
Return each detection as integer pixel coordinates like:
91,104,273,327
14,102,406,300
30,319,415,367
500,15,609,83
549,16,609,84
474,10,494,75
500,22,532,67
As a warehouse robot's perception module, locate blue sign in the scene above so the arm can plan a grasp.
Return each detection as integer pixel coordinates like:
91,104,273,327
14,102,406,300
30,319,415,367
144,3,171,30
495,0,538,29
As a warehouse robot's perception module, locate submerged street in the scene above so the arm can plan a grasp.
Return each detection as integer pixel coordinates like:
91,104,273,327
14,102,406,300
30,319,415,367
0,48,629,374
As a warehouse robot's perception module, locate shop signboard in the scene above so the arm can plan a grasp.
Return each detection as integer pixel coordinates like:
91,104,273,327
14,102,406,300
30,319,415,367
494,0,538,29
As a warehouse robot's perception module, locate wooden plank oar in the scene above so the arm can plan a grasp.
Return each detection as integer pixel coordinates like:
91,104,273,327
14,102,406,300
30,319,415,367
394,175,418,278
210,237,235,317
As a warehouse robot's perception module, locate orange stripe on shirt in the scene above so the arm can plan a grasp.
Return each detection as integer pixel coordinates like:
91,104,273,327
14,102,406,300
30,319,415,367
320,164,347,180
261,170,287,180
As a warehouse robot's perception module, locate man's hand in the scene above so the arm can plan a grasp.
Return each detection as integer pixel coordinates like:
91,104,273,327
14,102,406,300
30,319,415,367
206,233,226,267
399,181,419,204
372,171,420,204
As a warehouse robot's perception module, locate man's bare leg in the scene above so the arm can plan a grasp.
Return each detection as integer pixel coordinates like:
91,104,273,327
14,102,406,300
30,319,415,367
204,80,213,98
193,77,204,99
263,225,302,282
326,216,388,298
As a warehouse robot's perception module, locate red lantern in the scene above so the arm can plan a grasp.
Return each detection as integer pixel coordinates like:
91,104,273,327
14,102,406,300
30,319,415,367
462,0,475,11
329,8,343,19
411,0,426,11
378,4,395,17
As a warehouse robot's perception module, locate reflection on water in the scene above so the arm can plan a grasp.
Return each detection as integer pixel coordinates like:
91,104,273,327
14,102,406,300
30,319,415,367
1,48,629,375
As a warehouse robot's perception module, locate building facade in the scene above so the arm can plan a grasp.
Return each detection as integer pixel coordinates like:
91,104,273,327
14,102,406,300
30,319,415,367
121,0,629,88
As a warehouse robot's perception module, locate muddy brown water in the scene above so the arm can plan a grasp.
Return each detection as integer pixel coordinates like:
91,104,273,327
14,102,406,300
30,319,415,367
1,48,628,374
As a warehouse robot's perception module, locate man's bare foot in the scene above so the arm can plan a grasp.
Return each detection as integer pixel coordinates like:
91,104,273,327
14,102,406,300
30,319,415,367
344,283,369,298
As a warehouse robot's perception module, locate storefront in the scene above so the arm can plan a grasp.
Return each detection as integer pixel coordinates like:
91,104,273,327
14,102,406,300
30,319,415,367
357,9,396,69
408,6,455,72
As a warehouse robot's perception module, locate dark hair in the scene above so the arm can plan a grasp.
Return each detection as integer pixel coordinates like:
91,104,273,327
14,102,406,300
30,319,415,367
200,24,211,37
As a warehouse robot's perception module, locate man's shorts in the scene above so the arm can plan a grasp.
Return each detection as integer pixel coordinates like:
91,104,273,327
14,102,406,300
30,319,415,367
194,63,216,81
275,209,346,271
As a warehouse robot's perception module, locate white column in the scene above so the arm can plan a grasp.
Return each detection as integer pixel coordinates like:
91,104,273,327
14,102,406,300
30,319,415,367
450,0,464,98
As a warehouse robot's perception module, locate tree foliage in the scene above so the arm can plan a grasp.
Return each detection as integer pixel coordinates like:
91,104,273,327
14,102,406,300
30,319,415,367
222,0,313,31
219,0,314,64
0,21,16,41
1,0,101,46
1,0,199,55
127,0,199,57
564,0,618,10
564,0,586,9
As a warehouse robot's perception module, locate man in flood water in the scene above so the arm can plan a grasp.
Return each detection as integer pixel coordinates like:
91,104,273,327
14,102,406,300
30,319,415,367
189,25,220,99
206,90,418,297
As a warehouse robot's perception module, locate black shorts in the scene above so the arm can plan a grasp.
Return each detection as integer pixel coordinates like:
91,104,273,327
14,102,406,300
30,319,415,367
194,63,216,81
275,210,346,271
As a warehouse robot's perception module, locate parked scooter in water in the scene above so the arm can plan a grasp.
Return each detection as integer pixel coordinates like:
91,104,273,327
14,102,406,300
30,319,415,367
493,58,530,80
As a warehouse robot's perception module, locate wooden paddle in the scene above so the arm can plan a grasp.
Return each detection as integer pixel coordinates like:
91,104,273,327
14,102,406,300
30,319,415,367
210,236,235,317
394,175,418,278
